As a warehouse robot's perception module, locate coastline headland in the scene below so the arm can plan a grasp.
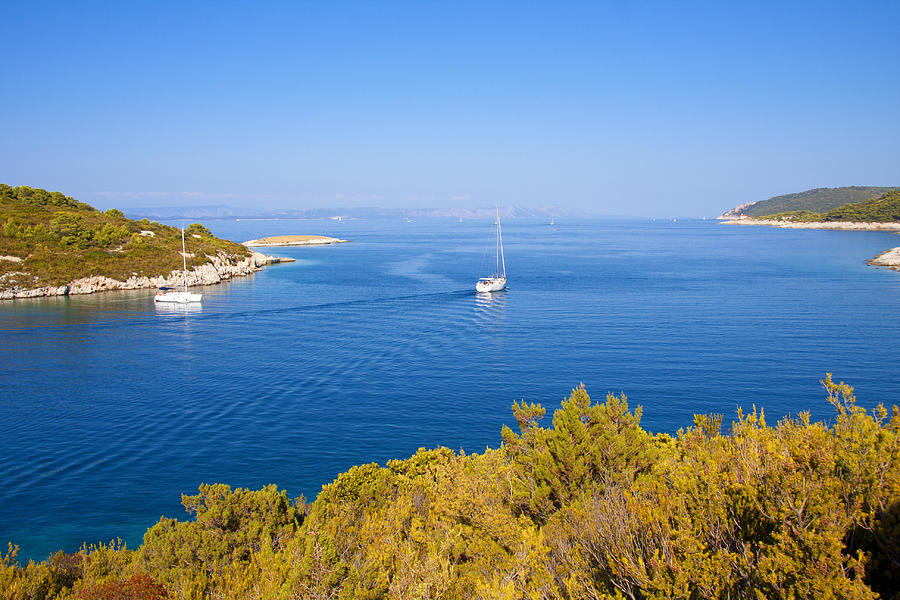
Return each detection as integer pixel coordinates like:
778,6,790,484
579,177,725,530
242,235,350,247
0,251,294,300
721,217,900,274
720,217,900,231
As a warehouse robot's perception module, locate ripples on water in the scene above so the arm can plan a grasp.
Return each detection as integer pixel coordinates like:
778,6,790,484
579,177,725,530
2,218,899,560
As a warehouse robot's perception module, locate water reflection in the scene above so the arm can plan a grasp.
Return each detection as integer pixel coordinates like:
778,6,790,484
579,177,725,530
153,301,204,315
0,290,158,330
473,289,506,320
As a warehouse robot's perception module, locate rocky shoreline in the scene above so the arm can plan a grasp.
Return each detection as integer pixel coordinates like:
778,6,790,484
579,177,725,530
721,217,900,231
720,217,900,274
0,251,294,300
242,235,349,247
867,247,900,271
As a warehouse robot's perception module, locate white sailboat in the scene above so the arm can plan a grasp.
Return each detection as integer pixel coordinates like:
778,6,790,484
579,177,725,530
476,206,507,293
154,227,202,303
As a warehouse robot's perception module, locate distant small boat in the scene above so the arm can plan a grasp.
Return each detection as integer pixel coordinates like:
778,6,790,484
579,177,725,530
476,206,507,293
155,227,202,304
549,215,555,225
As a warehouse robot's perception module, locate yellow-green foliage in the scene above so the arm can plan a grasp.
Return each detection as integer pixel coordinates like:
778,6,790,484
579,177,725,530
823,190,900,222
3,376,899,599
0,184,250,291
758,190,900,223
758,210,825,222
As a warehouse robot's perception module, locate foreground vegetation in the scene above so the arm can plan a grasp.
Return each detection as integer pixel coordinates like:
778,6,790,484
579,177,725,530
0,185,249,292
760,190,900,223
2,376,899,599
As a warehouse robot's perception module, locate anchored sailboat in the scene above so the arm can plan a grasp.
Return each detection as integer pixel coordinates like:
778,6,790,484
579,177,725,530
154,227,202,303
476,206,507,293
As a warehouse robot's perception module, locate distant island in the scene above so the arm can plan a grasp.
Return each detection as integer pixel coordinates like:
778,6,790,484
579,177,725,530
242,235,349,247
0,184,292,300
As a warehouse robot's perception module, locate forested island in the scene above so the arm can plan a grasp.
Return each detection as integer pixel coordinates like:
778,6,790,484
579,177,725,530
2,377,898,599
719,186,899,219
0,185,288,299
724,189,900,226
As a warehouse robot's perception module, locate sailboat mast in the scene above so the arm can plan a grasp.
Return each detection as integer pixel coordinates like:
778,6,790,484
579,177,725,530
181,227,188,293
495,207,500,276
497,205,506,278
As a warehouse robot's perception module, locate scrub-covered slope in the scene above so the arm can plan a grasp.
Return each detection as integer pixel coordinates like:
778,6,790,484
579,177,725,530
0,184,254,297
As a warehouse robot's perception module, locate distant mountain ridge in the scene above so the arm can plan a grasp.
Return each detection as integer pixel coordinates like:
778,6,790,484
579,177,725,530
719,186,899,219
125,205,588,221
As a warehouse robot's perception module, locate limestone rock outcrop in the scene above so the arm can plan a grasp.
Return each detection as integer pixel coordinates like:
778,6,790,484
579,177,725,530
868,247,900,271
0,251,293,300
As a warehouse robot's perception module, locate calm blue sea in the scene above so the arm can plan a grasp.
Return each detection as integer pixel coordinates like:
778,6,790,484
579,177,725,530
2,218,899,561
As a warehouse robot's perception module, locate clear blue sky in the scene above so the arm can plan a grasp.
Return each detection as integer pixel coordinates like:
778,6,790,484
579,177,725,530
2,1,898,216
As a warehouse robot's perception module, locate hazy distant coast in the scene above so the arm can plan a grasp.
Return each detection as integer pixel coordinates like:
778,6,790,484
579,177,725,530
242,235,349,247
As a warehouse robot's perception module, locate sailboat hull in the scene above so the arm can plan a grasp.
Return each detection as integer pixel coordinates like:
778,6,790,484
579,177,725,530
154,291,202,303
476,277,506,293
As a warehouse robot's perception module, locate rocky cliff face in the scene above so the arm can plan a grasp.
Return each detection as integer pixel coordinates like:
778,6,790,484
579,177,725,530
0,251,290,300
718,201,760,219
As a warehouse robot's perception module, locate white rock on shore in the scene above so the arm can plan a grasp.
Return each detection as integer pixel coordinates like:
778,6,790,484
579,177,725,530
0,251,294,300
722,217,900,231
868,247,900,271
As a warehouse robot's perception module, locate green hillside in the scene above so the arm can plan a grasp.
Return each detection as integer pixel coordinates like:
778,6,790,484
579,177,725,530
739,186,898,217
763,190,900,223
823,189,900,222
2,377,899,599
0,184,250,293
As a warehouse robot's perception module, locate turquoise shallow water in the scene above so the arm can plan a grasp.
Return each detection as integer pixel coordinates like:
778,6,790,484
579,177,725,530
2,218,899,560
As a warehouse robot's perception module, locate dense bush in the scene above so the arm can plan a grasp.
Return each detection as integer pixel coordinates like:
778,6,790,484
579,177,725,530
185,223,211,236
75,573,170,600
823,190,900,222
758,190,900,223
